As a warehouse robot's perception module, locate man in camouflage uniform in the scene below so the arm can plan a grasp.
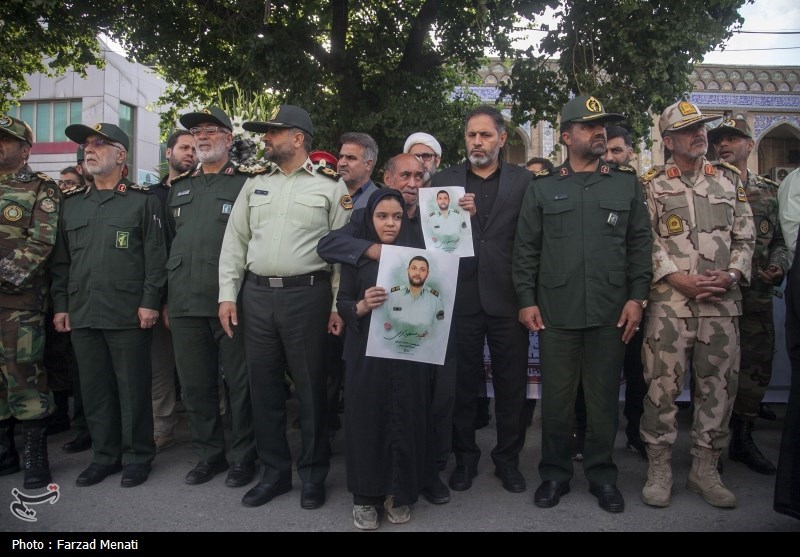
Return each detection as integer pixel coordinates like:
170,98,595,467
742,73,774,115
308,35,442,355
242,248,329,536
0,114,61,489
640,101,755,508
709,116,788,475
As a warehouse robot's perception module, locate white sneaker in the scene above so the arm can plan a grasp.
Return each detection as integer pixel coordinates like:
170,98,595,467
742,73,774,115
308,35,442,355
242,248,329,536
353,505,379,530
384,496,411,524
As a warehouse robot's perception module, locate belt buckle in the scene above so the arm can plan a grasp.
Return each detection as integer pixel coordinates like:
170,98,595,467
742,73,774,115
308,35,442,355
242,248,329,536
268,277,283,288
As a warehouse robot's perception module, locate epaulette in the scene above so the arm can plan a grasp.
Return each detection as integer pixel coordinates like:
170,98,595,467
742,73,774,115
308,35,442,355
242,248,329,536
171,169,192,184
429,212,435,217
237,163,271,176
128,183,152,193
390,286,401,293
640,166,663,184
35,172,57,184
763,176,779,187
532,169,552,179
62,184,88,197
430,288,440,297
715,160,741,175
317,166,340,181
614,163,636,174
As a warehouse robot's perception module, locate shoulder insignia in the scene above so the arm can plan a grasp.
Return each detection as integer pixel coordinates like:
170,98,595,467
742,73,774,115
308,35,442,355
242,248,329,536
559,167,569,177
429,212,435,217
600,165,610,174
46,186,56,198
430,288,440,297
452,208,460,214
390,286,401,293
737,185,747,202
666,167,681,179
224,167,234,175
129,183,153,193
115,183,128,194
340,194,353,210
763,176,779,187
36,172,56,183
237,163,270,176
533,169,552,178
616,164,636,174
317,166,340,180
62,184,88,197
716,160,741,175
640,166,663,184
13,169,32,183
171,169,192,184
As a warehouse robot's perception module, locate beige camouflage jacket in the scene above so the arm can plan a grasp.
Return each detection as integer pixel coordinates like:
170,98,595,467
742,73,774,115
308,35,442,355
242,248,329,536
642,158,755,318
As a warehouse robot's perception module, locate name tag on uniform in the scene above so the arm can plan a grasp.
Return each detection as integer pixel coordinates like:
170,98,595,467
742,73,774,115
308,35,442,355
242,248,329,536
554,194,569,200
393,307,402,311
222,203,232,214
607,212,618,226
434,225,440,229
176,189,191,197
254,189,269,195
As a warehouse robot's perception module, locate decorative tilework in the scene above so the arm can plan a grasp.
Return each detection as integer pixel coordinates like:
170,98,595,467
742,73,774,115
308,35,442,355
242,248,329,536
753,115,800,140
690,92,800,109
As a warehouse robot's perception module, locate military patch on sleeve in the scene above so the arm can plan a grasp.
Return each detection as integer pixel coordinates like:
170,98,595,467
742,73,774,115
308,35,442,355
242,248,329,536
640,167,662,184
737,185,747,202
760,220,770,235
666,214,684,235
340,194,353,210
318,166,341,181
46,186,56,198
40,198,56,213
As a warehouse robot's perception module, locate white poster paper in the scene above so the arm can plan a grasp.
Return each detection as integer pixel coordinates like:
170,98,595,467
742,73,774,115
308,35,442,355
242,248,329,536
419,186,474,257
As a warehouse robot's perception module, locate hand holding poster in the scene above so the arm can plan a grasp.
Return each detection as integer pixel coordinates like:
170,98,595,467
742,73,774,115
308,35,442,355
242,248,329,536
366,245,458,365
419,186,474,257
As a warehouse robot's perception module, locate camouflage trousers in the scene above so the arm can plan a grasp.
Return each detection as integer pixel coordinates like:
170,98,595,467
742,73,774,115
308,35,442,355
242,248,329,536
640,315,739,450
0,308,53,420
734,309,774,421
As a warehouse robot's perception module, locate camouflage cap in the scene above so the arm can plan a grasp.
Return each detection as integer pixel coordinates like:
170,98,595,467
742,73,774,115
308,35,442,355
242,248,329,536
179,106,233,132
707,115,753,143
0,114,33,146
243,105,314,137
658,100,720,135
560,96,624,125
65,123,130,150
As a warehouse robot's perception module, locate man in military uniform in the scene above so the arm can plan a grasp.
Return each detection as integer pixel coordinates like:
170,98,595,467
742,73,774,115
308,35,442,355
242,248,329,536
383,255,445,350
167,107,257,488
639,101,755,509
709,116,788,475
428,190,467,253
513,96,652,513
51,123,167,488
218,105,352,509
0,115,60,489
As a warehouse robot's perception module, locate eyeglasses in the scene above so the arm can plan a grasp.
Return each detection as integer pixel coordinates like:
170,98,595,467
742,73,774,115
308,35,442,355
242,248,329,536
189,126,222,136
58,179,79,187
82,139,122,150
413,152,437,161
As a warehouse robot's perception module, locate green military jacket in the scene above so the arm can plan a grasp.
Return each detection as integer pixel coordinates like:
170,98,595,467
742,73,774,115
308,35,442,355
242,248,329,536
512,160,652,329
0,165,61,311
50,179,167,329
166,160,249,317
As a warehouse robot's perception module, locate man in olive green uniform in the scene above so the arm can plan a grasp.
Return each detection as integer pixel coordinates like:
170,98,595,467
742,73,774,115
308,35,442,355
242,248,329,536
708,116,788,475
219,105,352,509
51,123,167,488
0,115,61,489
167,107,256,488
513,96,652,513
639,101,755,509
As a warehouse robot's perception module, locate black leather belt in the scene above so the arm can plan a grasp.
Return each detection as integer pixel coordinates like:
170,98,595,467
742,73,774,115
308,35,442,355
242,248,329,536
246,270,330,287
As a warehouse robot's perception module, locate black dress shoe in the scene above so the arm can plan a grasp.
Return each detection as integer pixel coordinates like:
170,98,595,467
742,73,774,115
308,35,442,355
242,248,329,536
589,483,625,513
242,479,292,507
449,465,477,491
185,459,229,485
62,433,92,454
76,462,122,487
300,483,326,509
495,467,527,493
120,463,151,488
225,461,256,488
422,473,451,504
533,480,570,508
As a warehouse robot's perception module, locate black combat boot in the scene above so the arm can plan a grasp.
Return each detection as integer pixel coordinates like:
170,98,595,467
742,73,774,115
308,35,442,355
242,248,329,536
22,419,52,489
0,418,20,476
729,413,776,475
48,391,71,435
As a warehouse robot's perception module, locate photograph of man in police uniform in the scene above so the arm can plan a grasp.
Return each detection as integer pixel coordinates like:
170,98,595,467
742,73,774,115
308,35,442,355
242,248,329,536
420,186,473,257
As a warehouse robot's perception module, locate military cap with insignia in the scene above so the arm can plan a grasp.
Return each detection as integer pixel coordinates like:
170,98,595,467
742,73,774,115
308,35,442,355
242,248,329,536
243,105,314,137
0,114,34,146
707,115,753,144
179,106,233,131
658,100,720,136
560,96,624,126
65,122,130,150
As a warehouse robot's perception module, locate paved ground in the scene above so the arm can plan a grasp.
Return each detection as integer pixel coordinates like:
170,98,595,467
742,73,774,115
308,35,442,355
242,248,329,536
1,397,798,537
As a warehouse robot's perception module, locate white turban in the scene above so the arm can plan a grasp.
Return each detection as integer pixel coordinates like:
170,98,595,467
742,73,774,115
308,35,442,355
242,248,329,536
403,132,442,157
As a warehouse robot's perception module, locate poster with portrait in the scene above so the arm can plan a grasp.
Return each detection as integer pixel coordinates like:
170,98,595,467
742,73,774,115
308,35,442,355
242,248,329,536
419,186,474,257
365,245,458,365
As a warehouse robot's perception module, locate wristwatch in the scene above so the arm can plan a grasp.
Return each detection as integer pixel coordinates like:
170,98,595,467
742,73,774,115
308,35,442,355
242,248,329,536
631,299,648,309
727,271,739,290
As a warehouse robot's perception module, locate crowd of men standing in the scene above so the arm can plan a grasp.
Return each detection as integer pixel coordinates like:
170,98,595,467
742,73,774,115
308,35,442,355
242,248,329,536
0,92,797,527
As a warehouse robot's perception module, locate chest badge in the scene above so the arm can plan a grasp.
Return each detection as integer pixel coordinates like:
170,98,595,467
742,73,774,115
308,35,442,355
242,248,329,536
666,214,684,235
759,220,770,235
222,203,232,215
116,231,129,249
607,212,618,226
3,204,23,221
